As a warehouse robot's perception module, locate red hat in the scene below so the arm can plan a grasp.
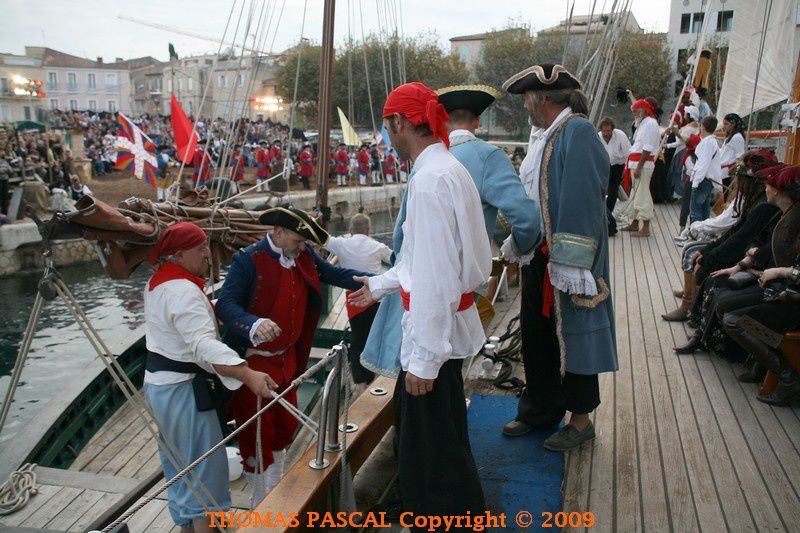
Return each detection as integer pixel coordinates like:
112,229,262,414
382,82,450,148
631,99,654,118
766,164,800,202
148,222,207,265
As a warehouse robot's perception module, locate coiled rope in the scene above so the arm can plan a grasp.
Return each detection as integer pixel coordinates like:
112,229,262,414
0,463,38,516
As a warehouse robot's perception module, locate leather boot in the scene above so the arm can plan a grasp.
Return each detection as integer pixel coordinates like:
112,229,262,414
757,381,800,406
663,273,695,322
723,314,783,374
738,359,767,383
673,289,684,298
621,221,639,232
675,333,702,354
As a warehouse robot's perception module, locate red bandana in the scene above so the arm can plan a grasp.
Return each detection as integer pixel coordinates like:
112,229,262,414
148,222,207,265
631,99,654,118
148,261,206,291
383,82,451,148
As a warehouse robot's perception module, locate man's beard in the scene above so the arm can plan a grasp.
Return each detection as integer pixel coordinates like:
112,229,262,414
634,115,643,127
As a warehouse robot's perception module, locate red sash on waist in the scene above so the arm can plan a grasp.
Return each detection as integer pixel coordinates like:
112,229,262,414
399,287,474,312
540,240,554,319
622,152,656,194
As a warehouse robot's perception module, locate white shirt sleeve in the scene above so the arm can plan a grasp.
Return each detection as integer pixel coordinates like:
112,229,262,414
323,235,344,257
405,190,464,379
691,138,716,188
640,120,660,153
367,266,401,300
377,242,392,264
548,263,598,296
170,287,245,390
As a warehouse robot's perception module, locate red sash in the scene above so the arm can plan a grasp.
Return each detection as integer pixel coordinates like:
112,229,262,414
622,152,655,194
540,240,554,319
399,287,473,312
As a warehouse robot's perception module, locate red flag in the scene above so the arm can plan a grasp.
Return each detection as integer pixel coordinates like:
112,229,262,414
170,94,197,165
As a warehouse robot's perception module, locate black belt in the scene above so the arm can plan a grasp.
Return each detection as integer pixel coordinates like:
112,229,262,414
146,351,232,412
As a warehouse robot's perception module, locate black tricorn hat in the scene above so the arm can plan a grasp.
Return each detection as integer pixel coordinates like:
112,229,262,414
502,63,582,94
435,84,501,116
259,205,329,246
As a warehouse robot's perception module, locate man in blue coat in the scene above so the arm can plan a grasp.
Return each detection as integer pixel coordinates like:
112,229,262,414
500,64,618,451
436,84,541,257
360,85,541,377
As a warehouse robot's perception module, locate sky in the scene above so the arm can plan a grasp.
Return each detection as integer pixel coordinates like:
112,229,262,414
1,0,670,62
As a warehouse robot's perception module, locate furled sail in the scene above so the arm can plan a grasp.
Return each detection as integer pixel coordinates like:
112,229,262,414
716,0,798,120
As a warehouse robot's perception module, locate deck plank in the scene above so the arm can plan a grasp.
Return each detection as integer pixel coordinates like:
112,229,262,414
1,484,62,527
44,488,105,531
67,491,123,532
644,210,730,531
22,486,83,529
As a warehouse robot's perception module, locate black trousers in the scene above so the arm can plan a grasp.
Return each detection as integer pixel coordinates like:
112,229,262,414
394,359,485,528
348,304,378,384
606,164,625,213
679,183,693,228
517,251,600,421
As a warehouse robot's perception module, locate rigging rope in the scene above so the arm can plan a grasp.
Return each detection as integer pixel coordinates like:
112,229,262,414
0,463,37,516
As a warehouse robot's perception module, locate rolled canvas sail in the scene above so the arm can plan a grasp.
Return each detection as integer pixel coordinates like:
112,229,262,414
716,0,798,120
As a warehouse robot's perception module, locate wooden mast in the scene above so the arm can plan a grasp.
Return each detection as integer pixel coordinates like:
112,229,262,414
785,51,800,165
315,0,336,227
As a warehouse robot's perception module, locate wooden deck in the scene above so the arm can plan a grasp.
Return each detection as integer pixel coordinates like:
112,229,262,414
561,202,800,532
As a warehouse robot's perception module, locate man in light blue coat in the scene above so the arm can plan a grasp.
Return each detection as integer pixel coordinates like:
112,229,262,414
360,84,541,377
437,84,541,256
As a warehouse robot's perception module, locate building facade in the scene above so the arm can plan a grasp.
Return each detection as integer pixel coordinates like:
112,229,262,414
25,47,132,115
0,53,45,122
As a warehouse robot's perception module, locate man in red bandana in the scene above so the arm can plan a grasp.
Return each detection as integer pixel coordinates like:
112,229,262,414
621,98,661,237
348,81,491,524
143,222,275,531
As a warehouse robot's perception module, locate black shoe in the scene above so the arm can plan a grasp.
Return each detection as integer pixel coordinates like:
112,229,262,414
757,381,800,406
738,361,767,383
675,335,702,354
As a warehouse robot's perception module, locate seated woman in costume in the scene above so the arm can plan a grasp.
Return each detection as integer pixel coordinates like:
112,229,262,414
663,150,778,322
674,164,800,363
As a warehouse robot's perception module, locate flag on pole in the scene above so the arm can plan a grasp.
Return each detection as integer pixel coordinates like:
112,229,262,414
380,124,392,152
337,107,361,146
171,94,197,164
114,112,159,187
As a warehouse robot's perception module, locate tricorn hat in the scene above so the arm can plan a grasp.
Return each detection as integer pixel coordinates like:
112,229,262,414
259,205,329,246
435,84,501,116
502,63,581,94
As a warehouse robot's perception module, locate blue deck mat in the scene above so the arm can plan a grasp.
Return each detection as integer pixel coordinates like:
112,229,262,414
468,394,564,531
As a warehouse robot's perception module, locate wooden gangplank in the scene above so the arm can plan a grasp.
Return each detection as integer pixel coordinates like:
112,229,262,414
240,375,396,532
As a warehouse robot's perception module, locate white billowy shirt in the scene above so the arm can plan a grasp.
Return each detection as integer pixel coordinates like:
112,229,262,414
629,116,661,168
689,198,739,237
325,233,391,274
367,142,492,379
505,107,597,297
718,132,746,179
144,277,244,388
598,128,631,166
690,135,722,190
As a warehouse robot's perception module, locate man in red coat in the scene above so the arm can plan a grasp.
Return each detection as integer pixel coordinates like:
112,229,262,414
384,150,397,184
335,143,350,187
357,144,370,186
229,144,245,184
217,206,369,507
192,139,213,189
298,144,314,190
255,140,270,191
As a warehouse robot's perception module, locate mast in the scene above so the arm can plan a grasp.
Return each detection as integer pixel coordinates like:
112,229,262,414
785,51,800,165
315,0,336,227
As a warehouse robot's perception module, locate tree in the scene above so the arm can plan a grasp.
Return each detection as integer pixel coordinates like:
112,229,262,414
275,33,467,131
275,42,322,127
473,24,536,138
